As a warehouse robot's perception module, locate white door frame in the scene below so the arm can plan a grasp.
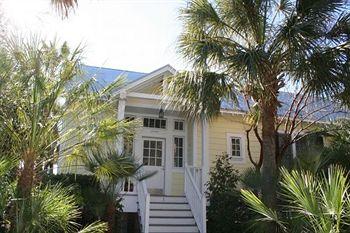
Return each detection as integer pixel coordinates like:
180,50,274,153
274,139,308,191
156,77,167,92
141,137,166,193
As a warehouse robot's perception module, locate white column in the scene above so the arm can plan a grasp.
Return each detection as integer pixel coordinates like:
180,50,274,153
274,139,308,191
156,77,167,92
291,133,297,159
117,91,126,120
201,117,209,193
192,120,198,166
201,117,208,233
117,91,126,153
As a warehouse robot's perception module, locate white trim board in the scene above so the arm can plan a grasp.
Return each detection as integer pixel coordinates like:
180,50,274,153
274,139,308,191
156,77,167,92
121,64,176,93
226,133,246,164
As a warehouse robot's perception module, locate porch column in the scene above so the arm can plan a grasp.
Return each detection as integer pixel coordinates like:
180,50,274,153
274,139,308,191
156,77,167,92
192,120,198,166
117,91,126,153
117,91,126,120
201,117,209,193
291,133,297,159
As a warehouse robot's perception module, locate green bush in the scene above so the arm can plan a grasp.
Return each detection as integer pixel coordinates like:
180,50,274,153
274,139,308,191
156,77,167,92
206,154,251,233
43,174,122,229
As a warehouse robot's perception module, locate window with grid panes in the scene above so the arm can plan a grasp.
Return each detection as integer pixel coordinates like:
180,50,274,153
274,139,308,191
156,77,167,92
174,120,184,131
143,140,162,166
174,137,184,167
230,137,241,158
143,117,166,129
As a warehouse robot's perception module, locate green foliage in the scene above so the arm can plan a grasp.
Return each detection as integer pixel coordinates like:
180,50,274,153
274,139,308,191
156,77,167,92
0,158,17,231
206,154,251,233
242,166,350,233
166,0,350,119
43,174,125,226
15,185,80,233
321,120,350,170
0,35,139,232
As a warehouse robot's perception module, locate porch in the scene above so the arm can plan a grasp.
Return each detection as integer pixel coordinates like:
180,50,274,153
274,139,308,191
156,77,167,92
117,91,209,233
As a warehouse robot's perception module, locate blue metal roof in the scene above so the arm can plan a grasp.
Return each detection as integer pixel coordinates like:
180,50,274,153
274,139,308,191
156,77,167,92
221,92,349,122
81,65,147,87
80,64,348,122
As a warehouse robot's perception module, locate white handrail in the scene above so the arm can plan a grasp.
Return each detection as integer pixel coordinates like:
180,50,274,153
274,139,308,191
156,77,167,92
137,180,150,233
185,165,206,233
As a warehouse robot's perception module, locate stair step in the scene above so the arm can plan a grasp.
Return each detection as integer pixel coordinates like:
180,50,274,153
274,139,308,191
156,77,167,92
150,210,193,217
151,196,187,203
150,203,190,210
149,225,199,233
139,195,199,233
150,217,195,225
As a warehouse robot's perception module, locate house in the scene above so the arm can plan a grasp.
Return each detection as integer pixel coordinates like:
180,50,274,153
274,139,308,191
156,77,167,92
63,64,349,233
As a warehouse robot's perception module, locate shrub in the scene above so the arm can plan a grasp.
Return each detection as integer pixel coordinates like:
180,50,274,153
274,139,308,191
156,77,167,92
206,154,251,233
43,174,122,229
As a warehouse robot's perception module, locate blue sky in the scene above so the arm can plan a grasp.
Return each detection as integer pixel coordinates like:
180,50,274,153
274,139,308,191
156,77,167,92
2,0,188,73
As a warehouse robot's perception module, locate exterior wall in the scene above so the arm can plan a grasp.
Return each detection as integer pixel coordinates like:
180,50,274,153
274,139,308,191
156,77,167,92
171,172,185,195
186,120,194,166
138,83,162,94
208,114,260,171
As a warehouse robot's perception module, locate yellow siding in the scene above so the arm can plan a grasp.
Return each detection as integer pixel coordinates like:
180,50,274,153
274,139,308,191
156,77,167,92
187,121,194,165
208,114,261,172
139,83,162,94
171,172,184,195
126,96,160,107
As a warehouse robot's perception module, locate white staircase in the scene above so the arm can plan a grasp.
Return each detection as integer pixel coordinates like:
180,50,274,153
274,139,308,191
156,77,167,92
137,167,205,233
148,195,199,233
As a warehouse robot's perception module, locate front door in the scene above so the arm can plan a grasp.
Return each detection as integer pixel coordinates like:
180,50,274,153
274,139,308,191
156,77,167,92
142,138,165,194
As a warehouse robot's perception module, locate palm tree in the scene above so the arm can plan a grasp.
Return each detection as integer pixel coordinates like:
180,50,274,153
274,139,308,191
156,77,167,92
63,145,145,233
165,0,350,210
0,36,135,198
0,35,140,232
242,165,350,233
0,157,108,233
51,0,78,17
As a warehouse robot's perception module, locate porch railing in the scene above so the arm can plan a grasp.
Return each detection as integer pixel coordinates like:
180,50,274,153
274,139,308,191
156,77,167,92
137,180,150,233
185,165,206,233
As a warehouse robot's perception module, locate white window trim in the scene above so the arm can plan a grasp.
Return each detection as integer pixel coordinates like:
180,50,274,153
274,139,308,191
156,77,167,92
174,119,185,131
143,117,167,130
142,138,165,167
173,136,185,169
226,133,245,163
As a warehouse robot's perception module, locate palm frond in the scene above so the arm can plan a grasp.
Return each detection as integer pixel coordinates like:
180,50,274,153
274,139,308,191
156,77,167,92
165,70,236,120
241,189,286,232
51,0,78,18
77,221,108,233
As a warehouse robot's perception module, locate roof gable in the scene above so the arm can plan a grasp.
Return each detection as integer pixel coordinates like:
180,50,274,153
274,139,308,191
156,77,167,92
82,65,147,87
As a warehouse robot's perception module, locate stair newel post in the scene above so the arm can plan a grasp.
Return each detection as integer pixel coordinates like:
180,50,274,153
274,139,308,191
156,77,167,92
145,193,150,233
201,115,208,233
201,195,207,233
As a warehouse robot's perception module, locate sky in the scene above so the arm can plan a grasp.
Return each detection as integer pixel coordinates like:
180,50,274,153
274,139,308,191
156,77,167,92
1,0,187,73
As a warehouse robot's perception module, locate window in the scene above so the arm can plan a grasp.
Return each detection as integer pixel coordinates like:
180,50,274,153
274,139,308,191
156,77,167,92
277,133,293,169
174,137,184,167
174,120,184,131
123,178,134,192
143,117,166,129
143,139,162,166
231,137,241,157
227,134,244,162
296,133,324,157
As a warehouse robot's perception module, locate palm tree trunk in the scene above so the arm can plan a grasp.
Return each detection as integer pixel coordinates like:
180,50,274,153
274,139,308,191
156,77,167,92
106,200,116,233
261,99,278,207
261,98,278,232
17,149,36,198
